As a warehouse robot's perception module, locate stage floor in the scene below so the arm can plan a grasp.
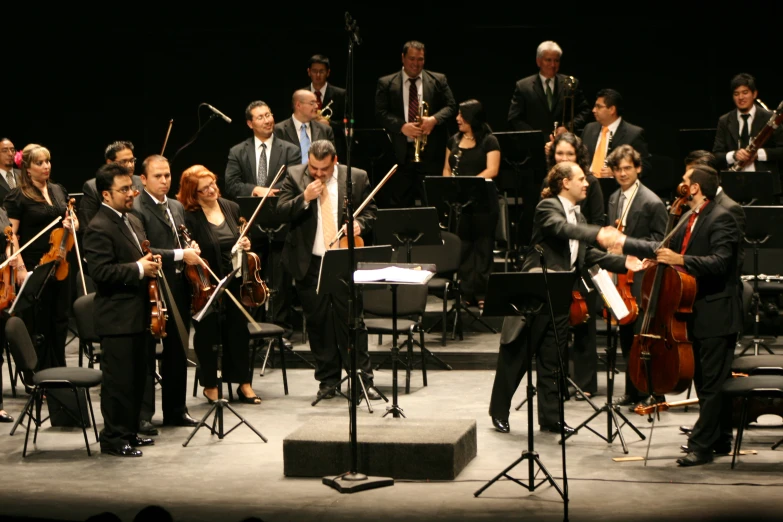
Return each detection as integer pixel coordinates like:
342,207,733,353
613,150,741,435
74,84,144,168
0,331,781,522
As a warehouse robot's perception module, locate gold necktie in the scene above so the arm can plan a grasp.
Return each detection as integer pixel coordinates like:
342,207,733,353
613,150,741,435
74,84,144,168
591,126,609,175
320,187,337,251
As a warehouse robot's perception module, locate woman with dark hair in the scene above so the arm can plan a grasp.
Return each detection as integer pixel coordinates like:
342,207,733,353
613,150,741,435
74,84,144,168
545,133,605,226
442,99,501,309
176,165,259,405
5,144,76,369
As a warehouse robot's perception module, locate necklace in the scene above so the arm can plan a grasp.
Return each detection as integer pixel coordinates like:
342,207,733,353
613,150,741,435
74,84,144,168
463,135,475,141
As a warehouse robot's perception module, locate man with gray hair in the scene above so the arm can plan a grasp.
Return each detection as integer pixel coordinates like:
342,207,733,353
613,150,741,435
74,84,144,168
507,41,591,140
274,90,335,164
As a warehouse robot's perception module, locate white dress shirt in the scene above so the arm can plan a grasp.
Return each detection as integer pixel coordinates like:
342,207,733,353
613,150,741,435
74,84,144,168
312,174,339,257
617,180,640,229
254,134,274,180
557,195,580,269
726,105,767,171
310,82,328,103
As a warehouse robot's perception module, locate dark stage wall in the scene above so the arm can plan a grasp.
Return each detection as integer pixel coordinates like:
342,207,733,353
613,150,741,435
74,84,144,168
7,6,782,196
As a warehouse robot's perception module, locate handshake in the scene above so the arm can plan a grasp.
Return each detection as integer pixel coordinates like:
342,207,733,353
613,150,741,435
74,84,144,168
596,226,626,254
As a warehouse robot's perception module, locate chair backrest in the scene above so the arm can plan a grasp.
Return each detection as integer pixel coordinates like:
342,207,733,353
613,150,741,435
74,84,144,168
363,284,429,317
73,293,99,342
410,231,461,275
6,316,37,373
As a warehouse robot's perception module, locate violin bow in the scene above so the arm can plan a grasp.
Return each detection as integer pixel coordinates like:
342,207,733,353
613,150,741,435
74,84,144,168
235,165,287,246
68,199,88,296
157,265,197,366
161,119,174,155
0,217,63,271
198,260,261,327
329,164,397,247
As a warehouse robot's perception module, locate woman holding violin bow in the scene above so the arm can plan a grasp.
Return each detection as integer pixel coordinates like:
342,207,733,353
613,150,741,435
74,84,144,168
0,206,26,423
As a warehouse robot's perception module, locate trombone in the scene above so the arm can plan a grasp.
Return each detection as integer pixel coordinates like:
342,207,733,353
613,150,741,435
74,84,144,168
317,100,334,122
560,76,578,133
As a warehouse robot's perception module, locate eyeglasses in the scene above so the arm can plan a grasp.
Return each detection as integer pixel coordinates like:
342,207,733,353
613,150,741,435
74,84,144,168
111,186,134,195
253,113,274,122
593,103,608,109
116,158,137,166
197,182,217,194
0,147,15,154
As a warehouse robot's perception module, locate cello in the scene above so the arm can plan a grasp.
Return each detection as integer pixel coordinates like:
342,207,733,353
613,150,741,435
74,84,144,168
141,239,167,339
179,225,215,315
627,182,696,396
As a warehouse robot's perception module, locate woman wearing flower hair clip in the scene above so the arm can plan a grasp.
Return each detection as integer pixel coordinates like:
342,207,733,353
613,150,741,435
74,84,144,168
5,144,77,369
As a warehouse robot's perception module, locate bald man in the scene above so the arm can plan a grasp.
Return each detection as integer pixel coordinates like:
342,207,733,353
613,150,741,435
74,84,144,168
274,89,335,164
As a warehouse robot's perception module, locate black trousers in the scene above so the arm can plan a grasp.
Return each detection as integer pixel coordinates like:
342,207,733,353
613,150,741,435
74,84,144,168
23,271,70,370
688,334,736,453
297,255,373,388
193,278,251,388
257,238,294,337
457,208,499,302
570,291,598,394
489,312,570,427
100,333,149,449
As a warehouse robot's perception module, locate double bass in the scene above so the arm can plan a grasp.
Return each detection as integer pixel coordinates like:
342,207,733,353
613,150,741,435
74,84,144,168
628,183,696,396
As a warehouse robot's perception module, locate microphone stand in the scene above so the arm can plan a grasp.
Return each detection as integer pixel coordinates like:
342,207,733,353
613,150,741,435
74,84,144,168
322,12,393,494
169,108,225,167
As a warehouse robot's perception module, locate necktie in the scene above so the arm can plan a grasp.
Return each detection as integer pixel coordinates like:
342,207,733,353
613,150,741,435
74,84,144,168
257,143,268,186
616,193,627,226
591,126,609,175
545,79,553,111
159,202,184,271
300,124,310,164
408,77,420,123
320,184,337,251
740,113,750,149
679,201,708,255
314,90,323,110
6,172,14,189
123,214,143,252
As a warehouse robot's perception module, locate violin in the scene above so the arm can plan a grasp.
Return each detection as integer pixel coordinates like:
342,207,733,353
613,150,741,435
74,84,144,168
0,227,17,312
601,220,639,326
141,240,167,339
628,182,696,396
569,290,589,326
179,225,215,315
39,198,76,280
238,217,268,308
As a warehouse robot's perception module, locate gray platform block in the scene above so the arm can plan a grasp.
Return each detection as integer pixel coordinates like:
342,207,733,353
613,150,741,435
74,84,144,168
283,417,477,480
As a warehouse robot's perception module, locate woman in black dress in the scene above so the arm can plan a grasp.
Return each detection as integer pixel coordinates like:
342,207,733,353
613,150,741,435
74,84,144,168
5,144,77,369
442,99,500,309
177,165,260,405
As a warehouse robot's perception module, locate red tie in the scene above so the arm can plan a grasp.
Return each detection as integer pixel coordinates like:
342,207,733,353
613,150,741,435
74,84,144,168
679,200,709,255
314,90,323,110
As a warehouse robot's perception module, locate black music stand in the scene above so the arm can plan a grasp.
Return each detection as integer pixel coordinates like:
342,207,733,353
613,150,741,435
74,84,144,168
356,262,435,418
738,206,783,355
474,271,573,516
9,261,57,316
374,207,442,263
312,245,392,412
720,171,780,205
183,268,268,446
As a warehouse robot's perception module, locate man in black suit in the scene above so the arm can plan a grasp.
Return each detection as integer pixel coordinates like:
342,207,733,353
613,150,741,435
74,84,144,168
304,54,346,159
606,165,742,466
582,89,651,179
131,155,201,433
489,162,639,434
713,73,783,190
375,40,457,208
274,90,335,164
84,162,162,457
277,140,380,400
80,141,144,226
507,41,591,138
0,138,21,205
604,145,667,408
225,100,302,338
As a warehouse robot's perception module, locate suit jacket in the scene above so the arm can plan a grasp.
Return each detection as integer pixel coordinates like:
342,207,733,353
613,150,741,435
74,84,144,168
623,200,742,339
130,191,187,271
713,106,783,175
304,83,347,157
277,164,376,282
224,136,301,199
582,119,652,176
84,206,149,337
274,117,335,158
607,182,667,242
183,198,241,281
715,188,746,277
507,73,591,137
80,174,144,226
0,168,20,206
375,69,457,165
501,197,627,344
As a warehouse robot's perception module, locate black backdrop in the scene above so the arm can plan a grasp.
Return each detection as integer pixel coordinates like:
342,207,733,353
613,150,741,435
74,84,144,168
7,6,782,196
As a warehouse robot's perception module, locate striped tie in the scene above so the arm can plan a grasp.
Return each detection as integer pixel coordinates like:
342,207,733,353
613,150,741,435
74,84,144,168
408,77,420,122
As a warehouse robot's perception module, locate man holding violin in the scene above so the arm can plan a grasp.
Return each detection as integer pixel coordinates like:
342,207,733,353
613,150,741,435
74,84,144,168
604,166,742,466
84,162,163,457
131,155,203,433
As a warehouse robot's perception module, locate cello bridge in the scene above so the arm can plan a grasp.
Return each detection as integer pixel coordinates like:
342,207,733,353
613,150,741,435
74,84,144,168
640,333,662,340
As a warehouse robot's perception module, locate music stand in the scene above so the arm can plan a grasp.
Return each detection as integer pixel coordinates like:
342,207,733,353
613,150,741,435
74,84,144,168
474,271,573,514
738,206,783,355
182,268,268,446
720,171,780,205
373,207,442,263
9,261,57,316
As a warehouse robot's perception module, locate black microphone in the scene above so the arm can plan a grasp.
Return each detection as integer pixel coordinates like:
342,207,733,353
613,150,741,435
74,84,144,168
204,103,232,124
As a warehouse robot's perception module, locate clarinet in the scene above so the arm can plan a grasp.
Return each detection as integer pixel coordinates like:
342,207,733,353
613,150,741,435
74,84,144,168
453,149,463,176
603,130,614,167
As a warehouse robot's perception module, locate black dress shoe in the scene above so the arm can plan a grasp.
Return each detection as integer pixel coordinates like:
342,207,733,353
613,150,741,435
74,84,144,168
0,411,14,423
679,425,693,435
317,388,336,400
365,387,382,401
681,442,732,455
575,391,594,401
127,436,155,447
102,444,142,457
677,450,713,466
138,419,158,436
540,422,575,434
163,413,200,427
614,395,638,407
492,417,510,433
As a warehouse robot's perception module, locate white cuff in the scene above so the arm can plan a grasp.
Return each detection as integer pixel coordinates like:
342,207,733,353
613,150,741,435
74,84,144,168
136,262,144,280
174,249,184,262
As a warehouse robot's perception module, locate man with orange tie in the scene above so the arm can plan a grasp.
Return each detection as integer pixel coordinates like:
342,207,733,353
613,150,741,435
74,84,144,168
582,89,651,179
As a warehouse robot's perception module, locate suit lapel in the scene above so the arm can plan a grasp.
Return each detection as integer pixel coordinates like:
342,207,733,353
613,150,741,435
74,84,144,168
268,138,283,181
285,119,298,144
392,72,404,116
727,111,739,144
109,209,143,256
533,76,548,112
625,191,642,234
422,71,435,106
141,192,170,230
613,120,628,145
752,108,768,135
685,202,713,254
244,138,257,182
0,173,9,192
607,192,618,226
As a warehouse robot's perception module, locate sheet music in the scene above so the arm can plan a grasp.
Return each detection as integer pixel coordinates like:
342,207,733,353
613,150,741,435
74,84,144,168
588,265,629,321
354,266,433,284
193,273,231,323
8,271,33,315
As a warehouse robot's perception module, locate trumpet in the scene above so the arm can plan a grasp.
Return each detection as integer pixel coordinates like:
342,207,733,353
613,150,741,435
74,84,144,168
317,99,334,122
413,98,430,163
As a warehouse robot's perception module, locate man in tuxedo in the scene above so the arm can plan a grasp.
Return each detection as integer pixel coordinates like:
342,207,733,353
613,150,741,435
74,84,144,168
225,100,301,338
0,138,21,205
507,41,591,138
604,145,667,408
131,155,202,434
488,162,639,434
605,165,742,466
713,73,783,189
375,40,457,208
582,89,651,178
274,90,335,163
304,54,346,159
84,162,162,457
277,140,380,400
80,141,144,226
